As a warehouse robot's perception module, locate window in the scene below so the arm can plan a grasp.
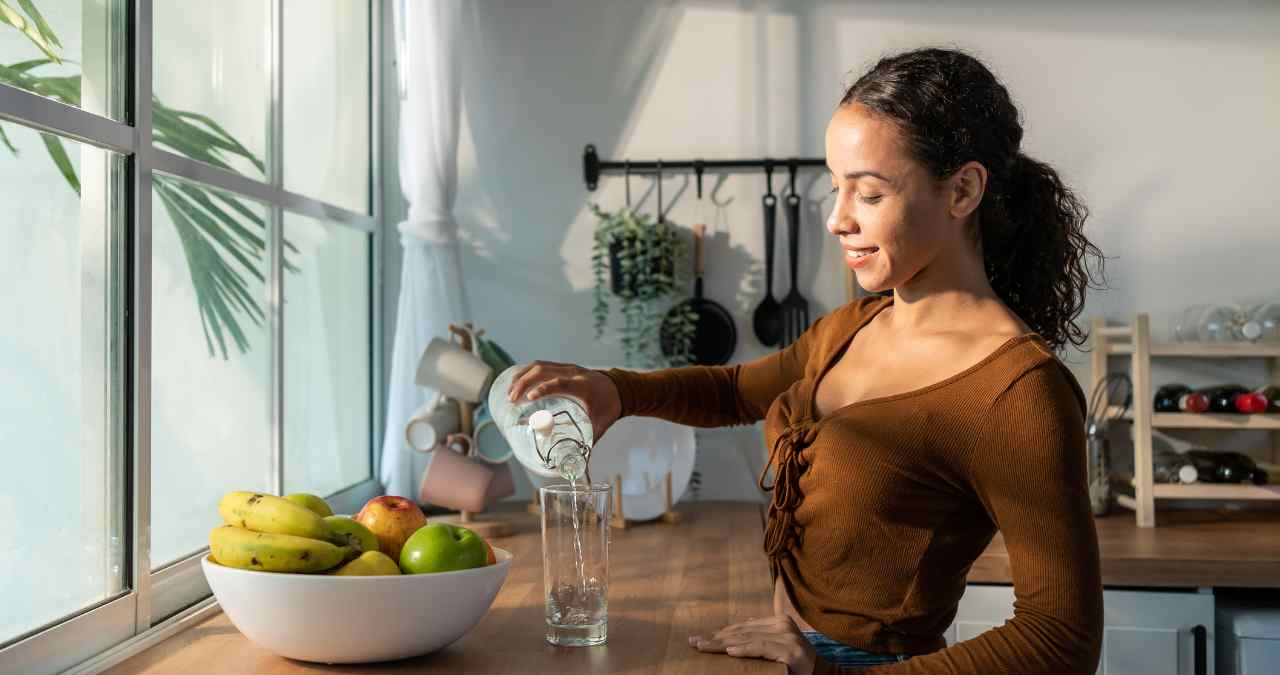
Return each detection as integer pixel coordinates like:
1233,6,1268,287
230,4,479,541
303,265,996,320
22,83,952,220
0,1,382,670
149,176,272,569
284,214,372,497
283,0,371,214
0,119,126,648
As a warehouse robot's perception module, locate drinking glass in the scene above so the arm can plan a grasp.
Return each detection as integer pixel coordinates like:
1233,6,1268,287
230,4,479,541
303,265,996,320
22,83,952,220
540,482,610,646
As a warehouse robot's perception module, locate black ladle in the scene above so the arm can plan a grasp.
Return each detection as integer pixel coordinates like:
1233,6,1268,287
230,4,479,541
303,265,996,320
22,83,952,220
752,164,784,347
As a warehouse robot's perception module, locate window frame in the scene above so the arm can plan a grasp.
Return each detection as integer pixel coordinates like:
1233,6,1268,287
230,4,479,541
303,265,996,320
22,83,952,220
0,1,384,671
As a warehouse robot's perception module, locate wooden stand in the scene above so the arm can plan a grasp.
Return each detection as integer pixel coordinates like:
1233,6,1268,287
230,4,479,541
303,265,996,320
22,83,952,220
431,323,513,539
1092,313,1280,527
609,471,682,529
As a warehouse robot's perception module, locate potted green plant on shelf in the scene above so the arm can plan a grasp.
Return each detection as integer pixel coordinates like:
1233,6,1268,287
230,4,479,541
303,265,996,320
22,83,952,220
1,1,292,359
589,202,696,369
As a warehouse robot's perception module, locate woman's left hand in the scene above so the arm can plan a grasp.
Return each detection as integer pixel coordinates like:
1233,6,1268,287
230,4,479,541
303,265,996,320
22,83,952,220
689,615,817,675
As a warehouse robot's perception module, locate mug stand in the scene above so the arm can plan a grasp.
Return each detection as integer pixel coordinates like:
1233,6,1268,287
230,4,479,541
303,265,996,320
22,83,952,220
430,323,514,539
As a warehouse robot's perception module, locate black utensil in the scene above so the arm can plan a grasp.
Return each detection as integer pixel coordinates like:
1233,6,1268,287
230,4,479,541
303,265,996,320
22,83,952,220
780,177,810,345
661,223,737,365
752,168,784,347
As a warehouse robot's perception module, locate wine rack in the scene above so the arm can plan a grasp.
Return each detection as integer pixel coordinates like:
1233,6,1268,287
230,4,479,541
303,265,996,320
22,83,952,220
1091,314,1280,527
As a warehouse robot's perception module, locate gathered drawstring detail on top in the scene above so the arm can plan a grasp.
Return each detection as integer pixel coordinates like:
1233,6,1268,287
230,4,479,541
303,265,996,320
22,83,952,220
759,420,819,566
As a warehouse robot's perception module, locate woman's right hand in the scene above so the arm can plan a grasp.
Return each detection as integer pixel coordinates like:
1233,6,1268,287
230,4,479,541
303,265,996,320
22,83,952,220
504,361,623,442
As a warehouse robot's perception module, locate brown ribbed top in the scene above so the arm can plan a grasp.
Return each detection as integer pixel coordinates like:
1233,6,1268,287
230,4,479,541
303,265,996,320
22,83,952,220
601,297,1103,675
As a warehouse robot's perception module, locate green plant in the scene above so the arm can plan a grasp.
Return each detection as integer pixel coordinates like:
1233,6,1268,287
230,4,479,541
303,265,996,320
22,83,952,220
589,202,696,369
1,2,294,359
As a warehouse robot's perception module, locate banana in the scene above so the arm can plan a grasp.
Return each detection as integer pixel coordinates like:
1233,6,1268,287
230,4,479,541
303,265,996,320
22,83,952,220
218,491,340,544
209,525,352,573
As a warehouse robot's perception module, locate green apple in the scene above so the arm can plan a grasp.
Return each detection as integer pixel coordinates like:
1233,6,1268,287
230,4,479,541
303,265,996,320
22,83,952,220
284,492,333,517
328,550,401,576
399,523,488,574
324,515,378,554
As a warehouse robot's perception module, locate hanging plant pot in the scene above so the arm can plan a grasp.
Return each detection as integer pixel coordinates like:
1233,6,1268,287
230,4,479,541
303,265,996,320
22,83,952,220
608,234,675,298
590,203,694,368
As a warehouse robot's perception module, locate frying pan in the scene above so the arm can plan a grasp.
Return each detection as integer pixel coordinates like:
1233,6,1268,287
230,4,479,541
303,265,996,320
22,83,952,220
660,223,737,365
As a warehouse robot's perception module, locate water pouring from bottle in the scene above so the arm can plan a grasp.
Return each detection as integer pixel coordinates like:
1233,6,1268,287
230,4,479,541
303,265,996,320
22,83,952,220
489,364,610,646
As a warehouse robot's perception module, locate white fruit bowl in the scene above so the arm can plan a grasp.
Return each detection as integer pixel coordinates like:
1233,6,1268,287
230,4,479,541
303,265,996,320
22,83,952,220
201,547,511,664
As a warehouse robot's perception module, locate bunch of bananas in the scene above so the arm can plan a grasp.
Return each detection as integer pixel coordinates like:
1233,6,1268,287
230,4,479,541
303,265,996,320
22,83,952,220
210,491,359,573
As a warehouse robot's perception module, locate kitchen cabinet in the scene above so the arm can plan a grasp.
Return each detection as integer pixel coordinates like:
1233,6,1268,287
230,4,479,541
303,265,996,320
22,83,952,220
946,584,1214,675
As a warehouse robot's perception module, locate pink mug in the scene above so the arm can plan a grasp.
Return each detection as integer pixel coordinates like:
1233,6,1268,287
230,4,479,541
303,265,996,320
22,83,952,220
484,460,515,503
417,434,494,513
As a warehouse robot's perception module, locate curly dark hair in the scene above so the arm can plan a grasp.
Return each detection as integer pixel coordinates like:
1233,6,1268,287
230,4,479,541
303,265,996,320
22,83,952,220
840,47,1105,351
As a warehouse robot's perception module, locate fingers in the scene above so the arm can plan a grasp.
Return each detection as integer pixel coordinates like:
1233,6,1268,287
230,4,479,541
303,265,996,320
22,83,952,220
720,637,806,664
712,615,792,640
689,634,804,664
690,616,813,672
506,360,573,402
691,616,798,650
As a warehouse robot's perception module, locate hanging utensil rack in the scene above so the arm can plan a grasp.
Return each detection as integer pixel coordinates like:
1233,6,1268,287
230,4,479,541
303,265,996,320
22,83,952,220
583,143,826,194
584,142,862,309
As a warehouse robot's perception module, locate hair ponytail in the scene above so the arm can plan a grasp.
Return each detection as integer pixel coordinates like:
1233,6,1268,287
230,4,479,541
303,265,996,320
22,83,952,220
842,49,1105,351
980,152,1102,349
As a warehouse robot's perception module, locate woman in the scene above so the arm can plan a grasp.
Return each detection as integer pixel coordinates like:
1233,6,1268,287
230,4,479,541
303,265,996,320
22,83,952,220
508,47,1105,674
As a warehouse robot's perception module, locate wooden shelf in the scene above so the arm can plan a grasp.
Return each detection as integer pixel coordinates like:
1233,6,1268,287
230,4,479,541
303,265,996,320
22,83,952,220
1112,472,1280,502
1106,406,1280,430
1107,341,1280,358
1152,483,1280,500
1092,313,1280,527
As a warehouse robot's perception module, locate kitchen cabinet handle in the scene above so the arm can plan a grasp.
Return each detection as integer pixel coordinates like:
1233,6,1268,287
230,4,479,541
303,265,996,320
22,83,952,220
1192,624,1207,675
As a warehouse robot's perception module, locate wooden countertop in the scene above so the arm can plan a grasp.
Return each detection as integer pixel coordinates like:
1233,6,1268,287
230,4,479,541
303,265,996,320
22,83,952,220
108,501,1280,674
108,502,782,675
969,507,1280,588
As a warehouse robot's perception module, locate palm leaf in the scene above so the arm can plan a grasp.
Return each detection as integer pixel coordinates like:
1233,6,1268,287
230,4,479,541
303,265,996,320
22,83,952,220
15,0,60,48
6,57,55,73
2,47,295,360
169,109,263,173
176,182,266,253
0,63,79,106
153,100,264,177
39,131,78,195
0,0,60,63
156,178,264,358
162,180,264,283
154,104,264,174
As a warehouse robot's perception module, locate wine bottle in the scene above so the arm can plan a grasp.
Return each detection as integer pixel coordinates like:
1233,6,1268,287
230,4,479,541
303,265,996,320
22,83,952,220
1196,385,1250,414
1234,389,1269,415
1153,384,1210,413
1185,449,1268,485
1152,448,1198,484
1256,385,1279,414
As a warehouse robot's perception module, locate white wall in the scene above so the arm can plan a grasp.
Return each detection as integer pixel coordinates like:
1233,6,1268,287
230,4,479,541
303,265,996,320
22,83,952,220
381,0,1280,502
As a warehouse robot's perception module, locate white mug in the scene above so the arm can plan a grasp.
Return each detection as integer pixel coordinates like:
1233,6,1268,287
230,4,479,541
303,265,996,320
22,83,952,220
415,336,494,404
405,393,461,453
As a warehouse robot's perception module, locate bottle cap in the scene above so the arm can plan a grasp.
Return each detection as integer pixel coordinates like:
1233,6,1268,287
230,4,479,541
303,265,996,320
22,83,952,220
529,409,555,437
1237,393,1268,414
1177,465,1198,485
1180,393,1210,413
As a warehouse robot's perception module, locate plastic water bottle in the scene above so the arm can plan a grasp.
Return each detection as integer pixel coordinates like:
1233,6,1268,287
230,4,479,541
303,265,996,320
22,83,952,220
487,364,595,481
1172,304,1274,342
1248,303,1280,343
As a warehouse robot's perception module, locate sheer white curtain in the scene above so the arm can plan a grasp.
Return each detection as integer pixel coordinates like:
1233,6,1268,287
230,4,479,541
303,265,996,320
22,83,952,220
380,0,470,499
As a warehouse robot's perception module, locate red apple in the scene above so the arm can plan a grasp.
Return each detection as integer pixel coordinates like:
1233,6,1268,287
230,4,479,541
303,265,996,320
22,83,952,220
354,496,428,561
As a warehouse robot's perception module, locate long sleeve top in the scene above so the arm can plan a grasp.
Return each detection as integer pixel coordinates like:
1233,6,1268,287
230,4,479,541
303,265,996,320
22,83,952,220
599,296,1103,674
